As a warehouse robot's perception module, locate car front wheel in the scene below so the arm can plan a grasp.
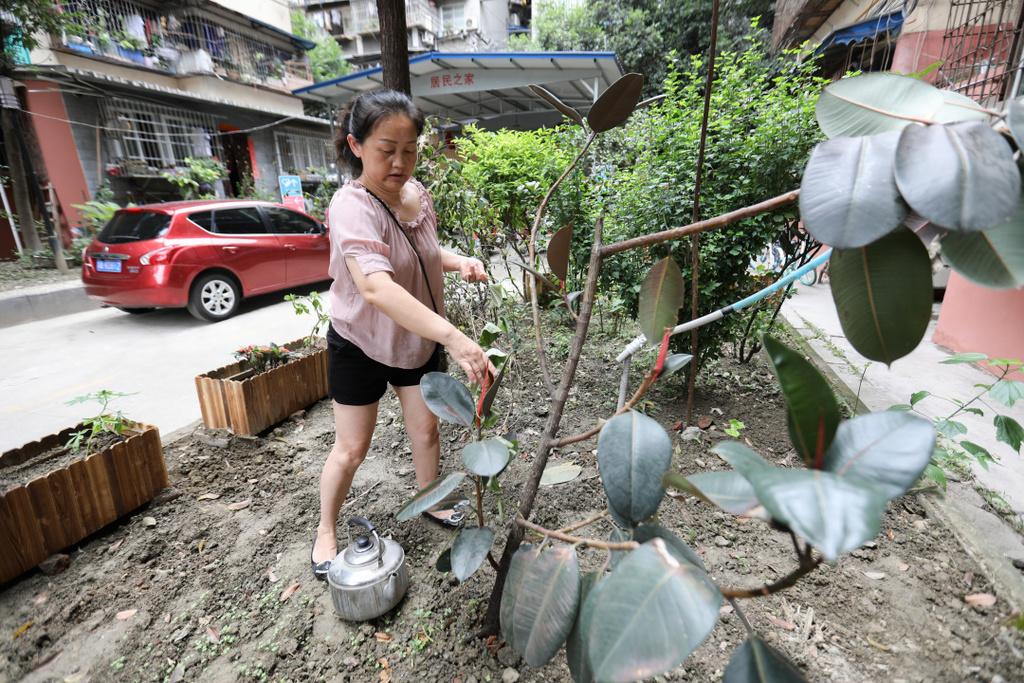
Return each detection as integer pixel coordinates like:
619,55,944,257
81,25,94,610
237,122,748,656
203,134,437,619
187,273,241,322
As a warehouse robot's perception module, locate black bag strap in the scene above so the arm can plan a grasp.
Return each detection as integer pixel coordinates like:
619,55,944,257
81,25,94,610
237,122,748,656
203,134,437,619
362,185,440,315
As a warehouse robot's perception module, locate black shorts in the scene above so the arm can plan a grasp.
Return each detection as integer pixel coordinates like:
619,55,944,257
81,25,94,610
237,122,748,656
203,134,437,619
327,326,442,406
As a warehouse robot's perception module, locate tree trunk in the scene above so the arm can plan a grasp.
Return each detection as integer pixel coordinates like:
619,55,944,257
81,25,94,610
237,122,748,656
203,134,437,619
376,0,411,95
1,108,43,252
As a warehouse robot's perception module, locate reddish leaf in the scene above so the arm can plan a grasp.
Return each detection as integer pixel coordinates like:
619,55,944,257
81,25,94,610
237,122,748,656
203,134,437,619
226,500,251,511
375,632,393,642
206,626,220,643
280,582,301,602
964,593,996,607
547,224,573,282
116,609,138,620
768,616,797,631
638,257,685,343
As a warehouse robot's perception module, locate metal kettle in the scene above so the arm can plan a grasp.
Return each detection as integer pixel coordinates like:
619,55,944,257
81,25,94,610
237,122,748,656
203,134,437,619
327,517,409,621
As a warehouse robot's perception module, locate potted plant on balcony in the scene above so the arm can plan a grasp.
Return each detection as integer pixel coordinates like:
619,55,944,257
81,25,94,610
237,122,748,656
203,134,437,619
63,24,95,55
194,293,329,435
0,390,168,585
115,33,147,64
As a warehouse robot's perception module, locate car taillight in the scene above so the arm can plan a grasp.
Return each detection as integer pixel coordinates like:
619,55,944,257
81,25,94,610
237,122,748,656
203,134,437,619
140,247,174,265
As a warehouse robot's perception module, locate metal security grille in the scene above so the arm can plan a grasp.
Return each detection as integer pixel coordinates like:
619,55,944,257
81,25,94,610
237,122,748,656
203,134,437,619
59,0,310,86
100,98,222,174
940,0,1024,103
274,130,333,175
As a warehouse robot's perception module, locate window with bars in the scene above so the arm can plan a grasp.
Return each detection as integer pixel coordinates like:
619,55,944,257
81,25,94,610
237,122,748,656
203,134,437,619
100,98,221,173
58,0,307,87
940,0,1024,103
274,131,333,175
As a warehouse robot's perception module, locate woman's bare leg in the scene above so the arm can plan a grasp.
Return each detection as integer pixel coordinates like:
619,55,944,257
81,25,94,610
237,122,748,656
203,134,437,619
395,384,462,522
313,400,379,563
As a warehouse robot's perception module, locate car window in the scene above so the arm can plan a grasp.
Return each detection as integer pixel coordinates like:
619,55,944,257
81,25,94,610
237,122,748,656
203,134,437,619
211,207,266,235
189,211,214,231
97,211,172,243
264,207,321,235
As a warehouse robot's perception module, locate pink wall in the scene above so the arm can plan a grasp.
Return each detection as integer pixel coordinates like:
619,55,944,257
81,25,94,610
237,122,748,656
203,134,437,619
934,272,1024,380
23,80,91,234
891,29,946,81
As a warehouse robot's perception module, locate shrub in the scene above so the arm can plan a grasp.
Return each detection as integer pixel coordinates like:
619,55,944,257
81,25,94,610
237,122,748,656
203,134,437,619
594,32,826,365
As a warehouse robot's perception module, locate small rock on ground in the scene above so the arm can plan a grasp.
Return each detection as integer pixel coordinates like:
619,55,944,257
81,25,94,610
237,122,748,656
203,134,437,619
502,668,520,683
680,427,702,442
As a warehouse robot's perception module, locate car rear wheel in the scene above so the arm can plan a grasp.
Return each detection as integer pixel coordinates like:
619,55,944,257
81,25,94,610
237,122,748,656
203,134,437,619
188,273,241,322
116,307,156,314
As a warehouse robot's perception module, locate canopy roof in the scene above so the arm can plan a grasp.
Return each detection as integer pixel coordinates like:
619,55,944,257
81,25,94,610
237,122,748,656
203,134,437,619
293,51,625,123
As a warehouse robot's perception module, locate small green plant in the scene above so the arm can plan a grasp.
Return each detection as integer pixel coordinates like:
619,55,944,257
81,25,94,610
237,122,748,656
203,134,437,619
723,419,746,438
893,354,1023,488
234,343,292,373
162,157,228,200
64,389,135,453
284,291,329,348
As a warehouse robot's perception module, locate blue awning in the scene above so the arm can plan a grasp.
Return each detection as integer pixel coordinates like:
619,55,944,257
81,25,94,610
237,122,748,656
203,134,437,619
816,11,904,53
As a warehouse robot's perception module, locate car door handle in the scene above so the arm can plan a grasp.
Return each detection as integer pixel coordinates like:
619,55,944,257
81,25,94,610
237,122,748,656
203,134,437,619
221,246,238,253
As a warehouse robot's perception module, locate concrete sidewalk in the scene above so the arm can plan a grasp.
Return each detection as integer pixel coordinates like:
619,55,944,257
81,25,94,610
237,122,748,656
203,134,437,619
782,282,1024,607
0,280,99,328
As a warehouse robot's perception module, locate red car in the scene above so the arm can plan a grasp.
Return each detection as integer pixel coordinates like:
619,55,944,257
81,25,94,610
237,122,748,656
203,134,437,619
82,200,329,321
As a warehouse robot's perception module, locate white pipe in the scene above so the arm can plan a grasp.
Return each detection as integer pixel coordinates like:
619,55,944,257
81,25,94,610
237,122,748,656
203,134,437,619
0,181,22,254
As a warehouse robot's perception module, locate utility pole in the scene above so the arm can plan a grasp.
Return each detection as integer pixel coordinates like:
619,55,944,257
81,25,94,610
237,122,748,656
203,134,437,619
376,0,411,94
0,78,42,253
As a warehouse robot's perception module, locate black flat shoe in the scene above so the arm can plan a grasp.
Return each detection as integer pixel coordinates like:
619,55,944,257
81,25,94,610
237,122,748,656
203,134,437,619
310,535,332,582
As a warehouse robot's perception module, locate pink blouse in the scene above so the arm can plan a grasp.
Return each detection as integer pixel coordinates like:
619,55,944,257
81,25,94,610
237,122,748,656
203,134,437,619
327,178,445,369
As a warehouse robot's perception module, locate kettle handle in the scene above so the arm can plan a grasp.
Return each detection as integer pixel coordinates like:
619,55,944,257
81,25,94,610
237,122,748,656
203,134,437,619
346,516,384,567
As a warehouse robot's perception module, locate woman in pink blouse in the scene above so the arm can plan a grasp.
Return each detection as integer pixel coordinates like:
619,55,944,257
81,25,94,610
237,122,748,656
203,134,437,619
311,90,495,581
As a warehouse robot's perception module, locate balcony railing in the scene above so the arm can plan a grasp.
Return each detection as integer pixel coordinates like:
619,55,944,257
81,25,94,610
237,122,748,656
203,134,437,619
57,0,310,91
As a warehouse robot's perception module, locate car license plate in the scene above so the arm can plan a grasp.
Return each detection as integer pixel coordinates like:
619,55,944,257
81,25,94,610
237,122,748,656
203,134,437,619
96,259,122,273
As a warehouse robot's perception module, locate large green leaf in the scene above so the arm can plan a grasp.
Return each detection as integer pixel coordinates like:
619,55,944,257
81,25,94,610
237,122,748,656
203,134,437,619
395,472,466,521
663,353,693,377
421,372,475,427
638,257,685,343
1008,96,1024,149
529,83,585,127
822,411,936,500
566,572,601,683
597,410,672,527
941,201,1024,289
815,73,944,138
462,438,511,477
894,121,1020,232
632,523,705,570
723,636,808,683
547,224,573,282
587,73,644,133
829,226,933,364
664,470,761,517
935,89,996,124
990,379,1024,408
995,414,1024,452
500,544,581,667
584,540,721,682
451,526,495,582
763,336,841,466
799,132,907,248
745,468,888,561
713,441,774,473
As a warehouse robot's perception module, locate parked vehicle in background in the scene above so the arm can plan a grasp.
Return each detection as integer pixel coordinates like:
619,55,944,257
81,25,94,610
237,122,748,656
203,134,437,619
81,201,329,321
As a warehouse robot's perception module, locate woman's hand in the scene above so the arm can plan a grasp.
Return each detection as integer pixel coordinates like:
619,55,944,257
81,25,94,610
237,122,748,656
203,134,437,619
445,329,496,385
458,256,488,283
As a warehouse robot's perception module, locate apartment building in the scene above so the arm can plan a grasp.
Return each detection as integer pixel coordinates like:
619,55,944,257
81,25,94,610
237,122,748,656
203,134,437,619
299,0,531,68
4,0,334,235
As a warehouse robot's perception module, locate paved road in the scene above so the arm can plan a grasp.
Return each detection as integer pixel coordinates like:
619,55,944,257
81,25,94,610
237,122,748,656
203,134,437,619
0,284,329,452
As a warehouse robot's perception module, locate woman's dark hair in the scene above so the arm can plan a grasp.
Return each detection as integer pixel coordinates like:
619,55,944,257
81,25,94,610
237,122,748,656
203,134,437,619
335,90,425,176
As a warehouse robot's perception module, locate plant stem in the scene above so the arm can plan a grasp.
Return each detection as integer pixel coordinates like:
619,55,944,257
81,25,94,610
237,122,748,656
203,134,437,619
600,190,800,257
475,476,486,527
719,556,822,599
483,217,605,634
554,365,661,447
945,366,1008,422
516,516,638,551
526,131,598,396
728,597,755,637
556,509,609,535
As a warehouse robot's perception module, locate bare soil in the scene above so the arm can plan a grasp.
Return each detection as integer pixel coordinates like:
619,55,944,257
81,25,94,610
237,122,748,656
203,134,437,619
1,432,125,492
1,321,1022,683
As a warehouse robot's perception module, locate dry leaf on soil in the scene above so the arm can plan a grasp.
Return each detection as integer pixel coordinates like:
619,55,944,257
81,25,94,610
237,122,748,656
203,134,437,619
196,493,220,501
864,571,886,580
267,569,279,583
226,500,251,511
768,616,797,631
12,621,32,639
964,593,997,607
207,626,220,643
375,632,393,642
280,582,301,602
116,609,138,620
32,593,48,606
